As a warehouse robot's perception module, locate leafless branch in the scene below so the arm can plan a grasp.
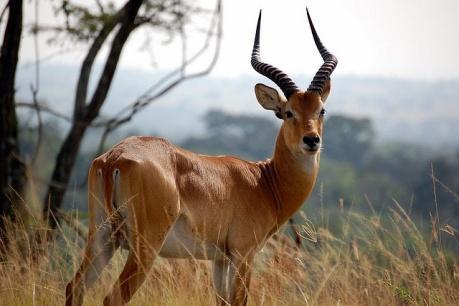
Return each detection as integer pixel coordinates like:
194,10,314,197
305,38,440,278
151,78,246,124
94,0,105,15
16,101,116,129
95,0,222,155
179,22,187,78
16,102,72,122
19,47,85,70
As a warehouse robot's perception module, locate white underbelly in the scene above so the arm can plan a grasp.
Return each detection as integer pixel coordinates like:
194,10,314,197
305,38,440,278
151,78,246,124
159,215,224,260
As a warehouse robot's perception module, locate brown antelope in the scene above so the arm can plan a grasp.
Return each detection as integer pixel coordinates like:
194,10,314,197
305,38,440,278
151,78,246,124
65,8,338,306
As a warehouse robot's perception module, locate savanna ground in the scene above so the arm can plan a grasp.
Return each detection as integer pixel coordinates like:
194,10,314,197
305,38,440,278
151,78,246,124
0,199,458,306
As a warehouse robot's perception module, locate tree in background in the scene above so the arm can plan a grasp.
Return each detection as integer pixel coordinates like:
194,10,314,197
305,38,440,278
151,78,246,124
42,0,143,229
322,114,374,168
0,0,27,254
31,0,222,228
182,109,278,160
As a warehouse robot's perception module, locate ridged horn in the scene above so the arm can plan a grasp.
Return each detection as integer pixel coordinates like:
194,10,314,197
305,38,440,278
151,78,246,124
306,8,338,94
251,10,299,99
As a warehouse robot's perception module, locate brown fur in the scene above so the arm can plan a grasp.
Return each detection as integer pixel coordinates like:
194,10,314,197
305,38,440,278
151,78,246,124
65,84,331,306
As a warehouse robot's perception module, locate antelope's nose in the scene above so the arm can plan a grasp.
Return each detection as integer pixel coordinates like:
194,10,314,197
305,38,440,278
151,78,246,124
303,135,321,149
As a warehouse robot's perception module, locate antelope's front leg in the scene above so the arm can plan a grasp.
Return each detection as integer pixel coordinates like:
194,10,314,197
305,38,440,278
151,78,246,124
228,254,254,306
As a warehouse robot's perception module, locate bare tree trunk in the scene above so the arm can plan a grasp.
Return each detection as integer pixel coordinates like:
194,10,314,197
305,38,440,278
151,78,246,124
43,125,86,228
0,0,26,253
43,0,144,229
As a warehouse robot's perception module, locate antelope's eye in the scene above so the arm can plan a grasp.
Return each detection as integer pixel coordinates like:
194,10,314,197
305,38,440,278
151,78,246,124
320,108,326,116
285,111,294,118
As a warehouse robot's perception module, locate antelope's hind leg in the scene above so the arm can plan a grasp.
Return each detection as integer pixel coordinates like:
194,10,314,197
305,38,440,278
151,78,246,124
103,163,180,306
66,168,119,306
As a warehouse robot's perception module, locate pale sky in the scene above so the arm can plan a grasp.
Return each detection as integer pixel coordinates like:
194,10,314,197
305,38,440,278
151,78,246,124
12,0,459,80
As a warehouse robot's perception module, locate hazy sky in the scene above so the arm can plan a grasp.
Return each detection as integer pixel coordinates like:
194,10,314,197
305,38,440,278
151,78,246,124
13,0,459,80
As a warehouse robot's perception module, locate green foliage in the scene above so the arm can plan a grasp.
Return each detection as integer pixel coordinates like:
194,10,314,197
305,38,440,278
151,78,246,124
54,0,118,41
323,114,374,167
45,0,205,45
181,109,278,160
314,158,359,207
395,286,413,303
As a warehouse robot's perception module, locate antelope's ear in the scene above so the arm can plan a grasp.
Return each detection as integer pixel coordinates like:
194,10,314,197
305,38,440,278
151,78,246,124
254,83,285,119
321,79,331,103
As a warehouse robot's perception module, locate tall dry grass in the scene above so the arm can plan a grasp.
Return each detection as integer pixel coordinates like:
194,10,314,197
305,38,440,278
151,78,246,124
0,200,458,306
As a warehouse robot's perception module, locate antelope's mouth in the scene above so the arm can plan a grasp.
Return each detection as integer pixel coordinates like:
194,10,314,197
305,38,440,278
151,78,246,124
302,147,320,154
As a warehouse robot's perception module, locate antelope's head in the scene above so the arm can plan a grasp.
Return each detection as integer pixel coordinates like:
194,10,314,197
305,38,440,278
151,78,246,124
252,9,338,157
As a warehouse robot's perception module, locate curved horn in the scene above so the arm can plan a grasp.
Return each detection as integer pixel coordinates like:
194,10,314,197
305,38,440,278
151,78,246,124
251,10,299,99
306,8,338,94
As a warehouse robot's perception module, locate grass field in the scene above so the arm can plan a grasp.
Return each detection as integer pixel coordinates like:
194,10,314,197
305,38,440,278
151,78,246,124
0,200,458,306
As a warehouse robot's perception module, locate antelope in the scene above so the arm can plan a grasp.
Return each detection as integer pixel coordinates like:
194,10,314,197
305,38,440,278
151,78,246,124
65,8,338,306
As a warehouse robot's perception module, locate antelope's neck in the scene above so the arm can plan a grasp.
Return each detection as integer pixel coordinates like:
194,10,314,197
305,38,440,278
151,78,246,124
261,130,320,225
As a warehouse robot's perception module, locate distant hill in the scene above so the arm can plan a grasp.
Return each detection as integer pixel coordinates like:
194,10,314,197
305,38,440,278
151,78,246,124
16,63,459,150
